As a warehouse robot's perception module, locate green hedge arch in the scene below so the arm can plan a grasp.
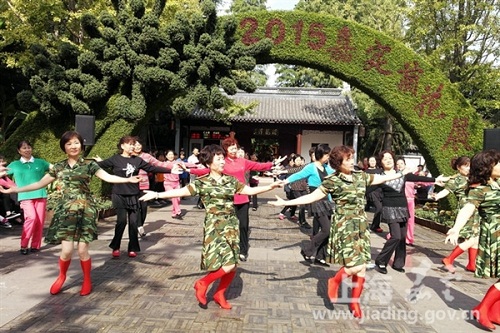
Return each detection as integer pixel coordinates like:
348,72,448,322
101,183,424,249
231,10,485,175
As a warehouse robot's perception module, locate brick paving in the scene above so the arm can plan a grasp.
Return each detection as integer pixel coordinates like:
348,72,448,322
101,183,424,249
0,178,493,332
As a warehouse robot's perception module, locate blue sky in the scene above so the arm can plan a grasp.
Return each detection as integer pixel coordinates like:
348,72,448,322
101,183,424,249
267,0,299,10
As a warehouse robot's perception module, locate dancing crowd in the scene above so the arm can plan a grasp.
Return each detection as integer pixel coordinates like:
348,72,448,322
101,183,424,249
0,132,498,330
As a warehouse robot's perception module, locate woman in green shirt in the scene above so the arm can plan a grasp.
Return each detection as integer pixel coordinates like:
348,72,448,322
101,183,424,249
6,140,51,255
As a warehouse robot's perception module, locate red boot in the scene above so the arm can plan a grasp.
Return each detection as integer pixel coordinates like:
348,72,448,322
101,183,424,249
327,267,348,303
213,270,236,309
194,268,227,306
80,259,92,296
349,275,365,318
465,248,477,272
50,258,71,295
489,300,500,325
442,246,464,273
473,284,500,330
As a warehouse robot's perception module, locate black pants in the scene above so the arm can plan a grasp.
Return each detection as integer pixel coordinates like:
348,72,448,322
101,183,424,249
251,195,258,209
110,205,140,252
304,214,331,260
280,190,296,216
375,220,407,269
236,202,250,256
368,190,383,230
0,193,17,216
293,190,307,223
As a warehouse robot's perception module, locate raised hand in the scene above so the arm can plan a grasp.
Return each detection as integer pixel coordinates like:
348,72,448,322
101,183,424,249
273,155,287,167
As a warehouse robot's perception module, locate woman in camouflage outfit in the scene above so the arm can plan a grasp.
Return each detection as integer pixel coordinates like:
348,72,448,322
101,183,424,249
0,131,141,296
140,144,283,309
446,150,500,330
433,156,480,273
269,145,409,318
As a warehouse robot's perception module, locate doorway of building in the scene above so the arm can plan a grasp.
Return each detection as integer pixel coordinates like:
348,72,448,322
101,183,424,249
251,138,279,162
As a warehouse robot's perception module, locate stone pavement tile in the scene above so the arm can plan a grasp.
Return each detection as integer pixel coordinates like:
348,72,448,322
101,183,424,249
0,186,495,332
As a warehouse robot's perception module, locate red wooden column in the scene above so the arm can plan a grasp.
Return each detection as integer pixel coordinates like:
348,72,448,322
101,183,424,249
296,132,302,155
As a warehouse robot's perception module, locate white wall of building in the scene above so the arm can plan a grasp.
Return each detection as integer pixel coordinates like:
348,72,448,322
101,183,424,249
301,130,344,160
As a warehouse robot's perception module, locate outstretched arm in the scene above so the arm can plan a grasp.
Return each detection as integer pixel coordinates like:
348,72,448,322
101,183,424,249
445,203,475,245
371,172,404,185
432,189,451,201
0,174,55,194
239,180,284,196
95,169,141,184
140,186,192,201
269,187,326,207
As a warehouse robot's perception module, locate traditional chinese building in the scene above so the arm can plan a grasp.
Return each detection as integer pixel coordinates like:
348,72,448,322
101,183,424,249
172,87,362,162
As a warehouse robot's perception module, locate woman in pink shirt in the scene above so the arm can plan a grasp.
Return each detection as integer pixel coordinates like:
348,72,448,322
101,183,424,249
164,150,187,220
396,158,434,246
133,140,196,234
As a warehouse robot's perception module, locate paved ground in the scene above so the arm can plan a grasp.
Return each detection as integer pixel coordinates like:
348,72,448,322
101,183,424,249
0,177,494,332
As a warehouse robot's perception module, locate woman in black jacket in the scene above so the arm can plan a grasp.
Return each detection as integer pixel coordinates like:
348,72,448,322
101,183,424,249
374,150,446,274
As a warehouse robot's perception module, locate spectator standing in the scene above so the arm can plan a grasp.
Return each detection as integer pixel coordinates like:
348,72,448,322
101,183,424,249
6,140,51,254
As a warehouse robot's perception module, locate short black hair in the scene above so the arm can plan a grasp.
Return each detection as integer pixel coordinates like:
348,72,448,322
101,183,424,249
60,131,84,152
199,144,225,167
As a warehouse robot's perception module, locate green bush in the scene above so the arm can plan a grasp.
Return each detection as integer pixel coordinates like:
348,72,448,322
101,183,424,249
415,202,456,228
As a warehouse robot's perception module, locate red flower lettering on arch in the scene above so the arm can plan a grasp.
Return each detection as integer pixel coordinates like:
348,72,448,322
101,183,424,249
415,83,445,119
328,26,355,63
442,117,473,151
397,61,424,95
364,40,392,75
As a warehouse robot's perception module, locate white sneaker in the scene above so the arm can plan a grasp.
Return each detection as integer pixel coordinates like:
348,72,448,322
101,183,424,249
138,226,146,238
0,221,12,228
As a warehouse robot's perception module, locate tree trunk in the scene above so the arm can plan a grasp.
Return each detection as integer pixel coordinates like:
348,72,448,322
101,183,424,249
383,116,393,150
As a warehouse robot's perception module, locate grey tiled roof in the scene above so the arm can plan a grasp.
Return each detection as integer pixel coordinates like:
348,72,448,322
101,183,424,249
190,88,362,125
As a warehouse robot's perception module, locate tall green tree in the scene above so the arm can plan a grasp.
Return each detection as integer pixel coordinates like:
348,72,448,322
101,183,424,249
228,0,267,13
405,0,500,126
17,0,271,119
227,0,269,86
